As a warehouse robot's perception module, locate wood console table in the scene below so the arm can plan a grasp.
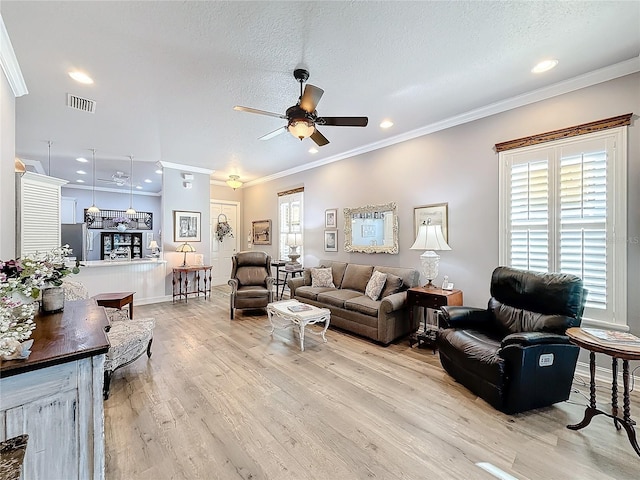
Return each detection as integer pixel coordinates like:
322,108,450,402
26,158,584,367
172,265,212,303
566,327,640,457
0,300,109,479
407,286,463,350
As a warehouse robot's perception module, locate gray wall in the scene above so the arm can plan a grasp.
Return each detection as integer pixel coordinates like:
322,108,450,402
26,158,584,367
0,67,16,258
242,73,640,334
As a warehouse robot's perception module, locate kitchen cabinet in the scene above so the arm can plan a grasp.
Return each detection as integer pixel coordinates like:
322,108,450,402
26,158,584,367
100,232,143,260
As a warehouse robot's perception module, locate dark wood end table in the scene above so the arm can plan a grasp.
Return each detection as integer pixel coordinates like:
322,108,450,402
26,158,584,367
407,286,463,351
93,291,135,319
172,266,212,303
566,327,640,457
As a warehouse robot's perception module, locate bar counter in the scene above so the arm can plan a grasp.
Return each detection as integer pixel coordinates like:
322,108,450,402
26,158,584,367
0,300,108,479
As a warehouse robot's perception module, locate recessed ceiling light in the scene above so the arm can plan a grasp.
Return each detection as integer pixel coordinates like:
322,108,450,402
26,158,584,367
68,71,94,84
155,169,163,174
308,148,318,154
76,179,85,183
76,170,86,175
76,157,88,163
136,185,143,190
144,179,152,183
531,59,558,74
380,120,394,129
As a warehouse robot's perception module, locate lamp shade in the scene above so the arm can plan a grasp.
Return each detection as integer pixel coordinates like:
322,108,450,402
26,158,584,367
410,222,451,251
148,240,159,250
287,232,302,247
226,175,243,190
176,242,196,253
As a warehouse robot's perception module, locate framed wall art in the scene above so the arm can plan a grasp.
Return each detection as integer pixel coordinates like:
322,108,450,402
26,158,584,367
173,210,201,242
324,230,338,252
325,209,337,228
252,219,272,245
413,203,448,242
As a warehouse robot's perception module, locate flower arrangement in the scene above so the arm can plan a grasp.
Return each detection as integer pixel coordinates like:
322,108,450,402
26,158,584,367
216,219,234,242
0,245,79,358
113,216,130,225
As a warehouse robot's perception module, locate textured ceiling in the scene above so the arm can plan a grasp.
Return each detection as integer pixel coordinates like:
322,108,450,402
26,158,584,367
2,1,639,194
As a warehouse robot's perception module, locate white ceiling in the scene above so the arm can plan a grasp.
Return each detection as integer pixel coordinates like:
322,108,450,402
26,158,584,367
2,1,639,195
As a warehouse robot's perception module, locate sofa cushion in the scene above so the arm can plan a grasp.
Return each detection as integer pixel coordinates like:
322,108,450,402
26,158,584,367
311,267,335,288
317,289,362,308
380,273,403,298
341,264,374,293
373,266,420,291
296,286,335,301
345,295,380,317
365,270,387,300
318,260,348,288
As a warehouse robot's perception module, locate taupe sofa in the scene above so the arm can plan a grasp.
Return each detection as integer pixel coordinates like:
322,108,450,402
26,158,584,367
287,260,420,345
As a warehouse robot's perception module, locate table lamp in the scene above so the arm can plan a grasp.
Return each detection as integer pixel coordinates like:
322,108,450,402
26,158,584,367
410,219,451,287
148,240,160,257
176,242,196,266
286,232,302,262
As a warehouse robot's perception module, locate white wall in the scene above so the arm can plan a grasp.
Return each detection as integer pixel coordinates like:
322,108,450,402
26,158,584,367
0,66,16,258
243,73,640,333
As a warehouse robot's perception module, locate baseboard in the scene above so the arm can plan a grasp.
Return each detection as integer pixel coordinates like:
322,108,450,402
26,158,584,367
574,359,640,391
135,295,173,305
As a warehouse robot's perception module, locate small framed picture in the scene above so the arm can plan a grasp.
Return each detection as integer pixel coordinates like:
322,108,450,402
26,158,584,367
324,230,338,252
173,210,201,242
252,219,272,245
325,209,337,228
413,203,448,242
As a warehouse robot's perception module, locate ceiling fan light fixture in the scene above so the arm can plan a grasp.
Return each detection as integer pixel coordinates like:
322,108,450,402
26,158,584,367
226,175,243,190
288,118,315,140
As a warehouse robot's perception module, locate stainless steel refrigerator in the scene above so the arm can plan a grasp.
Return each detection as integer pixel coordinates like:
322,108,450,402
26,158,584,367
61,223,88,262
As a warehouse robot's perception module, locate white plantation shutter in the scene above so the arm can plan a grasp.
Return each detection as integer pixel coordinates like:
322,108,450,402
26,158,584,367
277,190,303,262
500,128,626,326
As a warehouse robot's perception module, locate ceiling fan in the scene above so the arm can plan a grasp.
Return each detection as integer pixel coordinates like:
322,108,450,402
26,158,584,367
97,171,130,187
234,69,368,147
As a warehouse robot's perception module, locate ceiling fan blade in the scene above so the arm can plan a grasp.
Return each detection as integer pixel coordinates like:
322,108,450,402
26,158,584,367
318,116,368,127
259,126,287,141
233,105,286,119
299,85,324,113
311,129,330,147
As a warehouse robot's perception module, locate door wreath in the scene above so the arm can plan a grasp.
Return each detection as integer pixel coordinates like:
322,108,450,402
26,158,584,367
215,214,234,242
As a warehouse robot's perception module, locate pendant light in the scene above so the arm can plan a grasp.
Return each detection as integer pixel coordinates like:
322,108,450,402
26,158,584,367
125,155,136,215
87,149,100,214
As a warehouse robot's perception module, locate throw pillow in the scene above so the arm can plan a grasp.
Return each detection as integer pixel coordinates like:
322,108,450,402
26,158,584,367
381,273,403,298
311,267,335,288
365,270,388,301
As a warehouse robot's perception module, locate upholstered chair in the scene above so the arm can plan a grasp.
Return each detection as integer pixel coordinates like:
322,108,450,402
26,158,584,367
437,266,587,414
0,434,28,480
61,279,155,399
228,251,274,319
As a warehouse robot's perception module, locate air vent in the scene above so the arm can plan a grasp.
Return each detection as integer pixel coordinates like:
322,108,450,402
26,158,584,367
67,93,96,113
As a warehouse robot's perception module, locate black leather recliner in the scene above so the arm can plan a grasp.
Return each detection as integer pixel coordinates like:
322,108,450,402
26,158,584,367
437,266,586,414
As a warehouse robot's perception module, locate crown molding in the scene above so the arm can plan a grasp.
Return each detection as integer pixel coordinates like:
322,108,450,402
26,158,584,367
245,56,640,187
0,14,28,97
62,183,161,197
159,161,214,175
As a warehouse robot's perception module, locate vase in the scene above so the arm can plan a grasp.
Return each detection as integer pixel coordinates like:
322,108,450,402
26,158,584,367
117,223,127,232
41,286,65,314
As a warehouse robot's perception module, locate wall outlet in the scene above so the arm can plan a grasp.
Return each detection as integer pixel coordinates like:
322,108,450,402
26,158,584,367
539,353,554,367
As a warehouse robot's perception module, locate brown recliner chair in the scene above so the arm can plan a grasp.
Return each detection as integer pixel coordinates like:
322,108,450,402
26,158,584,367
228,251,275,319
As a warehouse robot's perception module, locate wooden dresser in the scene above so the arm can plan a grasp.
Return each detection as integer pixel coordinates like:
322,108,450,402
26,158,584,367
0,300,110,479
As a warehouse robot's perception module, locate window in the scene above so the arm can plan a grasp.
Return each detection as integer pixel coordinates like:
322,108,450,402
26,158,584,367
499,127,627,327
278,189,304,262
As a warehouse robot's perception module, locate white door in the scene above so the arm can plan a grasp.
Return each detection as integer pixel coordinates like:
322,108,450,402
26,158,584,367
211,201,240,286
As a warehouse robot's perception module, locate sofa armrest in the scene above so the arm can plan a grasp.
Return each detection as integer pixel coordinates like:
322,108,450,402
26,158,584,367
266,276,275,290
440,306,492,329
288,276,306,297
380,291,407,314
228,278,239,293
501,331,572,348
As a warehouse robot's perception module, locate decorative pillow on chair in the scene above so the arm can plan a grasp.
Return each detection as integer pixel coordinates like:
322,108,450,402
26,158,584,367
311,267,335,288
381,273,403,298
365,270,388,301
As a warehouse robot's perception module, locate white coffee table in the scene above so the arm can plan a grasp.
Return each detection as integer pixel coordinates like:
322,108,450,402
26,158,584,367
267,300,331,351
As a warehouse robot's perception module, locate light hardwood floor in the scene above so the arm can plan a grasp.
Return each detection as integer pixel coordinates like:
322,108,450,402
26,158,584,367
105,289,640,479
